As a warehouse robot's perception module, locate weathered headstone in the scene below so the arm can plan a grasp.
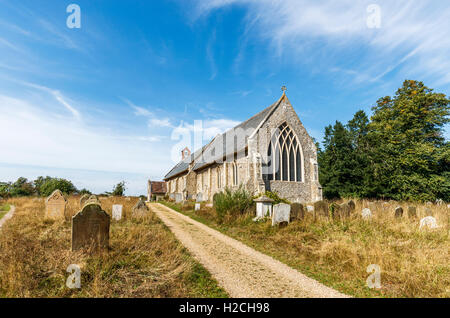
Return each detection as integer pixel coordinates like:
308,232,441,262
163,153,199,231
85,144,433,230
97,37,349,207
175,193,183,203
394,206,403,218
362,208,372,220
306,205,314,213
272,203,290,226
314,201,328,217
419,216,438,230
254,195,274,218
290,203,304,221
112,205,123,221
169,193,175,200
71,203,110,251
45,190,67,219
205,203,213,208
195,203,201,211
80,194,90,208
338,203,351,219
347,200,356,213
132,199,150,217
435,199,443,205
424,207,433,216
196,193,203,202
407,206,417,218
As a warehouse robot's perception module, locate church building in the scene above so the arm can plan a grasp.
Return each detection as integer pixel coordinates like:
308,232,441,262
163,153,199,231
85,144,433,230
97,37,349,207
164,90,322,203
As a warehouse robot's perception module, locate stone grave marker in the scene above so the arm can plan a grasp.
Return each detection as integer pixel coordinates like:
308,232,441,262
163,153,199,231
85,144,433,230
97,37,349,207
347,200,356,213
339,203,351,219
407,206,417,218
80,194,90,208
362,208,372,220
314,200,328,217
71,202,110,251
424,207,433,216
205,203,213,208
290,203,304,221
132,199,150,217
272,203,290,226
306,205,314,213
195,203,201,211
394,206,403,218
112,205,123,221
45,190,67,219
419,216,438,230
196,193,203,202
175,193,183,203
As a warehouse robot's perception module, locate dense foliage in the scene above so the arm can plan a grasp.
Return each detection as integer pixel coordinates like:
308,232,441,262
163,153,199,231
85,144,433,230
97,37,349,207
213,186,254,222
318,80,450,202
0,176,86,198
112,181,126,196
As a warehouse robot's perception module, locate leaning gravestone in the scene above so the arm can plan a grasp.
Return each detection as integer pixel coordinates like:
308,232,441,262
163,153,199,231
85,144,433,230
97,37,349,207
71,202,110,251
419,216,438,230
362,208,372,220
394,207,403,218
407,206,417,218
272,203,290,226
79,194,90,208
314,201,328,217
290,203,304,221
132,199,150,218
195,203,201,211
112,205,123,221
347,200,356,213
45,190,67,219
338,203,351,219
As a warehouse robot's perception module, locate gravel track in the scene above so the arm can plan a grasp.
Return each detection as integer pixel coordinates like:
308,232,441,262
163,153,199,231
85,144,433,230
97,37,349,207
0,205,15,229
150,203,348,298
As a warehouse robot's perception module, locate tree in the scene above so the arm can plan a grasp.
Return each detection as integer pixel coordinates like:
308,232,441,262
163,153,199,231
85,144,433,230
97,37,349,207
10,177,35,197
112,181,126,196
0,182,12,198
78,188,92,195
39,178,77,197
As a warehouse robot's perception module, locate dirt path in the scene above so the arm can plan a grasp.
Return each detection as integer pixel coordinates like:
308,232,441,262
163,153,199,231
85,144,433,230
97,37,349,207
0,205,15,229
150,203,348,298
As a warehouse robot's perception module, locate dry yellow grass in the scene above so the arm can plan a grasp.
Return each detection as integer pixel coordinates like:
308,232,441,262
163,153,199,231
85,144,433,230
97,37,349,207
164,199,449,298
0,196,227,298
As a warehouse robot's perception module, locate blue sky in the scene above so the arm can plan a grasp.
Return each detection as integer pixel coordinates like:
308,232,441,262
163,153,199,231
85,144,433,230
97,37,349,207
1,0,449,195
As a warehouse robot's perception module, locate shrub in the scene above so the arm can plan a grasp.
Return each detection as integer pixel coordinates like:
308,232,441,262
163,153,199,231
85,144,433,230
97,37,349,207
213,186,254,222
39,178,77,197
255,191,290,205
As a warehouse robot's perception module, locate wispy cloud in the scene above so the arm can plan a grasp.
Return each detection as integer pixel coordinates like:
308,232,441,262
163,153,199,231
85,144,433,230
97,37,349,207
193,0,450,86
206,29,217,80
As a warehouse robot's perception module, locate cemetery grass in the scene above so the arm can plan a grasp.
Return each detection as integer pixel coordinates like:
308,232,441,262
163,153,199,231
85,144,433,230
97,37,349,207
0,204,10,220
0,197,228,298
161,201,449,298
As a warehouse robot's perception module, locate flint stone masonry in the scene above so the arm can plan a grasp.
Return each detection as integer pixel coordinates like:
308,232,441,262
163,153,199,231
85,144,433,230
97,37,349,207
290,203,304,220
112,205,123,221
132,199,150,217
419,216,438,230
395,207,403,218
362,208,372,220
407,206,417,218
272,203,290,226
45,190,67,219
71,203,110,251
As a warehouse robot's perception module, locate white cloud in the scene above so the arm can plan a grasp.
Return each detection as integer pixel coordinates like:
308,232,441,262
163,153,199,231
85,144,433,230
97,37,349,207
193,0,450,86
149,118,173,128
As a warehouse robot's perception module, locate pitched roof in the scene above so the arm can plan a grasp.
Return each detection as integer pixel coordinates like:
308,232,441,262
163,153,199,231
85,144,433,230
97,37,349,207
150,181,167,194
164,93,286,180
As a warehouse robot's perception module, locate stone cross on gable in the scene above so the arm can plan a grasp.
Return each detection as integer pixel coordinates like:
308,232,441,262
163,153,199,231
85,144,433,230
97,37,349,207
281,86,287,93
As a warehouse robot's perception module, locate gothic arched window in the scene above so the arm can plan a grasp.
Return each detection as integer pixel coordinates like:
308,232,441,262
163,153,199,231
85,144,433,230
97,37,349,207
266,123,303,182
232,163,238,186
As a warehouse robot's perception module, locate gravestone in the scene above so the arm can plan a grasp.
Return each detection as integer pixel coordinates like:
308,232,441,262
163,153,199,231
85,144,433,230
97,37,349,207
407,206,417,218
435,199,443,205
424,207,433,216
290,203,304,221
306,205,314,213
196,193,203,202
195,203,201,211
338,203,351,219
362,208,372,220
347,200,356,213
112,205,123,221
205,203,213,208
314,201,328,217
394,207,403,218
45,190,67,219
175,193,183,203
254,195,274,218
419,216,438,230
272,203,290,226
80,194,90,208
132,199,150,217
71,203,110,251
169,193,175,200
